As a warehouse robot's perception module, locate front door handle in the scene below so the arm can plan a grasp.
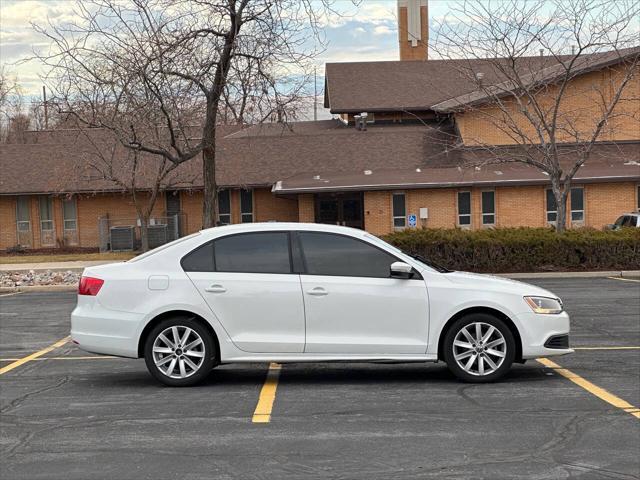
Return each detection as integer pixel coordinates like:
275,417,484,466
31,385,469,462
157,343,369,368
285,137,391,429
205,284,227,293
306,287,328,296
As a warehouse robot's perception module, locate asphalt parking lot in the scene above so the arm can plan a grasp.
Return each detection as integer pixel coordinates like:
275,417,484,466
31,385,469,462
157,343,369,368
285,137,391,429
1,277,639,480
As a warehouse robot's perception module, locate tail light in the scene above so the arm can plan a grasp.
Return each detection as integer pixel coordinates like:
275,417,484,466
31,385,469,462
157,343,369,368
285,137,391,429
79,276,104,296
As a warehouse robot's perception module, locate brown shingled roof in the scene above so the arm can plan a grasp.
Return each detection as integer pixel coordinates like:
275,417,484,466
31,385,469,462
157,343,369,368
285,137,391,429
0,120,458,194
324,56,567,113
274,142,640,193
432,46,640,113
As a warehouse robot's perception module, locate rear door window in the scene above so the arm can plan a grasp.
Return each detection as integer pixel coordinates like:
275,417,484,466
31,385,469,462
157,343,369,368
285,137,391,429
214,232,291,274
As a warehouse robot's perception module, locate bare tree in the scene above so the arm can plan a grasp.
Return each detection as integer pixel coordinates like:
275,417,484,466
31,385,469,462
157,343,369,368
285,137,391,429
77,128,196,252
431,0,640,232
0,70,28,143
35,0,335,228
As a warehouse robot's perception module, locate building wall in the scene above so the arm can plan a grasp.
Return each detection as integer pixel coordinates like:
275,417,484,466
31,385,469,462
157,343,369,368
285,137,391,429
0,196,17,249
456,67,640,146
360,182,636,235
1,182,636,251
298,194,315,222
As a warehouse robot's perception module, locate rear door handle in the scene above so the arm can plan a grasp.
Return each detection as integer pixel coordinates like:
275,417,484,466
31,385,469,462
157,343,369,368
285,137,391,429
205,284,227,293
306,287,328,296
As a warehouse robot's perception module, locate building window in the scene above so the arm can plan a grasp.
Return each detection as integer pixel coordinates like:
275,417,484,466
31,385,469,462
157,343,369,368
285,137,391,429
457,191,471,226
570,187,584,223
546,189,557,224
392,192,406,228
636,185,639,211
39,196,54,231
218,190,231,225
63,197,77,230
481,190,495,225
16,196,31,232
240,189,253,223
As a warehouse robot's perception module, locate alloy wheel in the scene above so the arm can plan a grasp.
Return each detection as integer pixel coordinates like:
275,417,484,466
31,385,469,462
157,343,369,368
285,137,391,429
152,326,206,379
452,322,507,376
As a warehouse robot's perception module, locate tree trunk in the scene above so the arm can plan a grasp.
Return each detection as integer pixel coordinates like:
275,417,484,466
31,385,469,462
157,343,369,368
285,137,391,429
139,213,150,252
202,144,218,229
551,176,569,233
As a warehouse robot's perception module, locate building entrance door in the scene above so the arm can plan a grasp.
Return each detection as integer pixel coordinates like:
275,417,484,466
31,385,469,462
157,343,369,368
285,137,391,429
314,193,364,229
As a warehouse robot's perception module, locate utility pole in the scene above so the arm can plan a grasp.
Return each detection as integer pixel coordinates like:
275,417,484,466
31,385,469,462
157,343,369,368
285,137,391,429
42,85,49,130
313,67,318,122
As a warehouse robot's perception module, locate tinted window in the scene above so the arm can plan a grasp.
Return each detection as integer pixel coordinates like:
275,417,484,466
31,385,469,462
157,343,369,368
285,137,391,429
240,189,253,223
218,190,231,225
181,242,214,272
482,191,495,225
299,232,397,278
215,232,291,274
392,193,406,228
457,191,471,225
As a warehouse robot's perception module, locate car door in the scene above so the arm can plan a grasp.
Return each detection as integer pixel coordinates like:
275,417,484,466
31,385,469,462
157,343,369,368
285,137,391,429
297,231,429,354
183,231,305,353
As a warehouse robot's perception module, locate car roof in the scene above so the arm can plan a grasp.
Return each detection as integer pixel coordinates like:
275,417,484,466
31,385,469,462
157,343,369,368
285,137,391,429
198,222,369,239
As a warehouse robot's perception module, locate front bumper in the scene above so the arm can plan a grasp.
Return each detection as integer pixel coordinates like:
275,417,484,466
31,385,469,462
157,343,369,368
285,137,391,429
516,310,574,359
70,299,142,358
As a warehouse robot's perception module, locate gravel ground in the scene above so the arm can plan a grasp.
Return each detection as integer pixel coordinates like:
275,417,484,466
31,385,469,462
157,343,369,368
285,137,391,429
0,270,80,288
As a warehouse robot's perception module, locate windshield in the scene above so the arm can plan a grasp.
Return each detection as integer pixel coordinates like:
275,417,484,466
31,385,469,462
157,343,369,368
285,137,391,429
364,234,452,273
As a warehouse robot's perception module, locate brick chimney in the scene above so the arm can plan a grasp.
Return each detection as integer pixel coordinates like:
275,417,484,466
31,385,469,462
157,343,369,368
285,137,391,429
398,0,428,61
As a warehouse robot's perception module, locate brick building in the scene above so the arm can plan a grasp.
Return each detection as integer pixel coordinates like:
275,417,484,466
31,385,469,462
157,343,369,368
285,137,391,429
1,1,639,251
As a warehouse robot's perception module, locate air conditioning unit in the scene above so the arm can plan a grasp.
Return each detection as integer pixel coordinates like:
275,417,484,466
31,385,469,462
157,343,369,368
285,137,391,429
110,226,135,251
147,224,168,249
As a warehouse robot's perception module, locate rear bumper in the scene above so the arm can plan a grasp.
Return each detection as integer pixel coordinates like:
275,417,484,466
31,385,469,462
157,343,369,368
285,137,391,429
517,311,574,359
70,301,142,358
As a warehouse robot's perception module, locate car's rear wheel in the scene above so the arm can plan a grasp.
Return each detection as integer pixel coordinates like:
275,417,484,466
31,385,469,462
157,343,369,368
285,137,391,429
144,316,216,387
443,313,515,383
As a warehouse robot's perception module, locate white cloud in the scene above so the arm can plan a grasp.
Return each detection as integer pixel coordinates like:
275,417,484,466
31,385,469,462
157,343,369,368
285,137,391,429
373,25,393,35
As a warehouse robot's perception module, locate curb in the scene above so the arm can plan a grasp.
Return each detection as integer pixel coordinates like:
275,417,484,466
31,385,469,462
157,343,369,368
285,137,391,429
500,270,640,279
0,284,78,294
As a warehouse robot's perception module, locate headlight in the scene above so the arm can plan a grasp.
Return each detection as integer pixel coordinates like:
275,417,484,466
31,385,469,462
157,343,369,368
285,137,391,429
524,296,563,314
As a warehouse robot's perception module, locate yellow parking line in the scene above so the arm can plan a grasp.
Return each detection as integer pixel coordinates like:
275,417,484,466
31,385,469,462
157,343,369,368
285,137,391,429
607,276,640,283
0,336,70,375
537,357,639,419
252,363,282,424
573,346,640,350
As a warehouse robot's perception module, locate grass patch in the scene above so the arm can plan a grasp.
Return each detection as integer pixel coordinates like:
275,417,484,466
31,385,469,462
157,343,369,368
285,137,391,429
0,252,136,265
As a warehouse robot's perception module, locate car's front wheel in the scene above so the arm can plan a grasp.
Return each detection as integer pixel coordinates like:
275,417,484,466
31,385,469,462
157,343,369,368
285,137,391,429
443,313,515,382
144,316,216,387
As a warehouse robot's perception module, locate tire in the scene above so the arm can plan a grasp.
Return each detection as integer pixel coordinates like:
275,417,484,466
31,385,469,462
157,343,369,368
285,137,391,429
443,313,516,383
144,316,216,387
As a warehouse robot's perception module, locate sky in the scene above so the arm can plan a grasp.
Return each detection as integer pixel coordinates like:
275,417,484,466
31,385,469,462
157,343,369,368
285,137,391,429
0,0,454,118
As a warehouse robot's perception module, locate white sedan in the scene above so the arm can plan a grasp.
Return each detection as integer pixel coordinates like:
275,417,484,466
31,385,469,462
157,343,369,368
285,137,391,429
71,223,572,386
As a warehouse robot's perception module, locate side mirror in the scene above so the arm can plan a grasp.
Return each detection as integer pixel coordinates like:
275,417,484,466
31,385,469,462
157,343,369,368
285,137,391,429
390,261,413,279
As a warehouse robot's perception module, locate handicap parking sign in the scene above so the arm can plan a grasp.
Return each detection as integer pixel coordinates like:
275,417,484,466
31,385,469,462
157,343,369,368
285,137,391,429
408,214,417,227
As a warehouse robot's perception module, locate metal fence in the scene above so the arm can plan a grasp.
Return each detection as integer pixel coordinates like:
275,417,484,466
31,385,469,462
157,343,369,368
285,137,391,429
98,214,185,252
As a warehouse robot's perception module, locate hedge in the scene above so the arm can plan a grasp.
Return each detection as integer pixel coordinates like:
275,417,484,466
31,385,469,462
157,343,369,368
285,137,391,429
382,227,640,273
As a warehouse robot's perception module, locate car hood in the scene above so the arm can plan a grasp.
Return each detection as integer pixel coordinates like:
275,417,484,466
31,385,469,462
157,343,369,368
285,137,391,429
443,271,559,298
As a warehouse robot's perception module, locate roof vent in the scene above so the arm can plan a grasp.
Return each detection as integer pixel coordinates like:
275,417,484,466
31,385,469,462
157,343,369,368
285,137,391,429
475,72,484,87
416,168,421,172
354,113,368,131
494,170,503,175
364,170,373,175
313,175,321,180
